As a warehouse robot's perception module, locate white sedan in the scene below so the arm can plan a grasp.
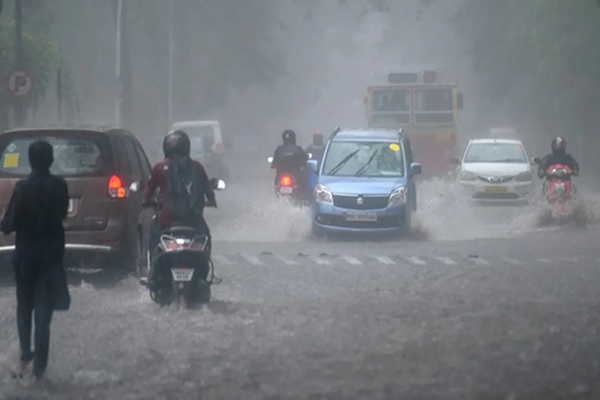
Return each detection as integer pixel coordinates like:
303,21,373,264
451,138,535,204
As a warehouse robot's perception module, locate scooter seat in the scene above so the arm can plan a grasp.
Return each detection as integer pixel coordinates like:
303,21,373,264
167,225,201,235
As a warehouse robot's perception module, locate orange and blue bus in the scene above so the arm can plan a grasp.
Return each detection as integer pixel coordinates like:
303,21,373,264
364,67,463,176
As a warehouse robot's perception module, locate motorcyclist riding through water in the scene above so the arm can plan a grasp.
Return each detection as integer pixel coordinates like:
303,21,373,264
305,133,326,165
538,136,580,179
271,129,309,197
143,130,217,276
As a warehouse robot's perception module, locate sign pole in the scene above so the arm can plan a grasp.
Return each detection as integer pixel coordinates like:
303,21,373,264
14,0,23,126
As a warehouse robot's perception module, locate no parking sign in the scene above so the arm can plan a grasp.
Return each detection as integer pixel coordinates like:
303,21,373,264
5,69,34,99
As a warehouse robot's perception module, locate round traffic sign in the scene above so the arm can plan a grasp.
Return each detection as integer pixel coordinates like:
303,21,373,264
6,69,34,98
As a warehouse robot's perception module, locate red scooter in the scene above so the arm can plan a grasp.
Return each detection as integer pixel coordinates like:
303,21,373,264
533,158,574,218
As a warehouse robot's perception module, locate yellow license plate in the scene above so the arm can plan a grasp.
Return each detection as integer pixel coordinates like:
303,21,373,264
484,186,508,193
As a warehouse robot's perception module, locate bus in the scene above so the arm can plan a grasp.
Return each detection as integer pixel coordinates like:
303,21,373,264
364,67,463,176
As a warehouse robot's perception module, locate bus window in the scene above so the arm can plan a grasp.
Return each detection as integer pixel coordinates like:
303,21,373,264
371,88,411,125
414,88,454,125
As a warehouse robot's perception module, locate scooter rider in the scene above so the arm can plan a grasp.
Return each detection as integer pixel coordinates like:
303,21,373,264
271,129,309,194
537,136,580,179
305,132,326,165
143,130,217,266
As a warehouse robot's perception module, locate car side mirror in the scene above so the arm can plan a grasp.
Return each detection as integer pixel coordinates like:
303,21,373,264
450,157,461,165
307,159,318,174
532,157,541,165
410,162,422,176
209,178,226,190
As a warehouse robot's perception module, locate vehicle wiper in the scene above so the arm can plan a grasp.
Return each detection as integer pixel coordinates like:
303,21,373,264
326,149,360,176
355,149,379,176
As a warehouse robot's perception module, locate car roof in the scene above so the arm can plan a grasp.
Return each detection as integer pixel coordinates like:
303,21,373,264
468,138,524,145
332,129,401,143
1,125,138,141
172,120,219,128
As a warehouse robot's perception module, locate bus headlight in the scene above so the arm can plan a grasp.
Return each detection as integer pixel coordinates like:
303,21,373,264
388,187,407,206
315,184,333,205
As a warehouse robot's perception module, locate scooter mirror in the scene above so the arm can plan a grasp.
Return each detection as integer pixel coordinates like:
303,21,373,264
209,178,227,190
532,157,542,165
267,157,273,164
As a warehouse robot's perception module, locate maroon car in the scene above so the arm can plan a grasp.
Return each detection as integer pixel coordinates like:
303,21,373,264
0,126,153,274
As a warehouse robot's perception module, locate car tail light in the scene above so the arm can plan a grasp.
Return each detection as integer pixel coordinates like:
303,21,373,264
279,175,293,187
108,175,128,199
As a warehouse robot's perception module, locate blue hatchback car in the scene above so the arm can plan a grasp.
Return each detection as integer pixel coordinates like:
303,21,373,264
307,128,421,236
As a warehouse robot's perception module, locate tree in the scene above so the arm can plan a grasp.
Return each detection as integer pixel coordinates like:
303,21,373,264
453,0,600,159
0,12,59,129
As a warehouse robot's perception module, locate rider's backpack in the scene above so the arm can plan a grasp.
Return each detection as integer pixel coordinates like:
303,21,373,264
166,157,205,223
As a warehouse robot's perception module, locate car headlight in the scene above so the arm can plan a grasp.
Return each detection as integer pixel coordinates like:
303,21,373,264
515,171,532,182
460,171,477,181
315,184,333,205
388,186,407,206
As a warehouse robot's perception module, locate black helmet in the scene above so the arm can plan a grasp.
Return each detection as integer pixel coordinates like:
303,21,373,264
551,136,566,155
163,129,191,158
282,129,296,145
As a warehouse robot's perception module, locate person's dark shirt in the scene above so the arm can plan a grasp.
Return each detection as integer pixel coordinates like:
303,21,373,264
538,152,579,178
143,156,215,228
271,144,308,172
305,144,325,164
1,170,69,263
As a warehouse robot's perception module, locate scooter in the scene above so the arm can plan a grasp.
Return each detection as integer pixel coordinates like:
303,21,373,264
533,157,574,219
140,178,226,309
267,153,313,206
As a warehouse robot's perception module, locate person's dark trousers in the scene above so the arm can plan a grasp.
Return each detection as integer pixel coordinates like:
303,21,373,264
15,269,54,379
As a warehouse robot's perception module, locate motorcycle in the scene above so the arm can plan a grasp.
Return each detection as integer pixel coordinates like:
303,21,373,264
140,178,226,309
267,153,313,206
533,158,574,218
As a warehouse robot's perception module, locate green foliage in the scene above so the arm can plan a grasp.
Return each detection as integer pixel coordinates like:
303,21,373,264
0,16,59,124
454,0,600,140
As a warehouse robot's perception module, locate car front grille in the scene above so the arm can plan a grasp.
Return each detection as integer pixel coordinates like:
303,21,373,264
473,192,520,200
332,194,389,210
316,214,404,229
476,175,515,184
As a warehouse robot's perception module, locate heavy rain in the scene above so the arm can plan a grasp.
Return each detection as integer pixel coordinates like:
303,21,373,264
1,0,600,399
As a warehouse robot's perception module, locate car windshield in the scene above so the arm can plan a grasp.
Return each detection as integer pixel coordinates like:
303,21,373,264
463,143,527,163
322,141,404,177
0,131,112,177
177,125,215,152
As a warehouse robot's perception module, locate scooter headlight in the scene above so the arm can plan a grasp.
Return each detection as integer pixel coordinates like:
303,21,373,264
315,184,333,205
388,186,407,206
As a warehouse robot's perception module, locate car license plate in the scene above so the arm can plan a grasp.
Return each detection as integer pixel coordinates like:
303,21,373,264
484,186,508,193
345,212,377,222
171,268,194,282
279,187,293,194
68,199,74,212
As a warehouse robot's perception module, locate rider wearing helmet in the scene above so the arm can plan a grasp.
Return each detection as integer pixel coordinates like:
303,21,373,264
143,130,217,259
305,133,326,165
537,136,580,179
271,129,309,194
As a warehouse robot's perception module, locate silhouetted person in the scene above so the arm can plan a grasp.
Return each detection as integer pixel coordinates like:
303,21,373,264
1,140,70,381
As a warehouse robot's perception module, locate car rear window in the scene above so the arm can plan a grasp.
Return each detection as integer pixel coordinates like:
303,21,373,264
0,130,113,177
